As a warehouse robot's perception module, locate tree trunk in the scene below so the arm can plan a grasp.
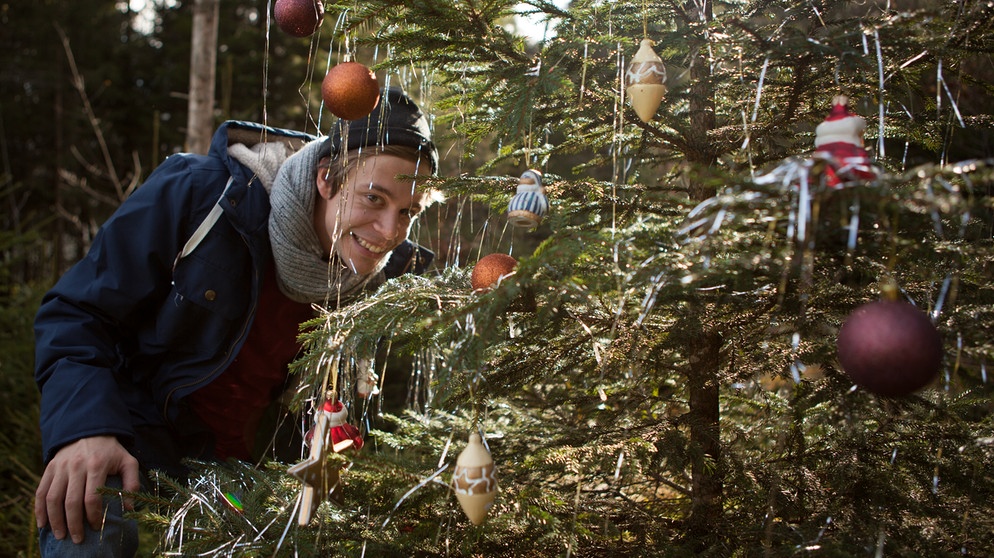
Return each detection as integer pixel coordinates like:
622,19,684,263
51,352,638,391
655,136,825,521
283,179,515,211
686,3,717,200
682,0,722,541
186,0,219,154
685,330,723,536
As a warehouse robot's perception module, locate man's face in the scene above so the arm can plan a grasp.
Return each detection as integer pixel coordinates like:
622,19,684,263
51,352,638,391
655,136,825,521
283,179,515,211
314,154,426,275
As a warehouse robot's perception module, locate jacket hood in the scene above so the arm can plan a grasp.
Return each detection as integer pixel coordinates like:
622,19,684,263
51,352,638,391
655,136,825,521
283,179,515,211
208,120,317,187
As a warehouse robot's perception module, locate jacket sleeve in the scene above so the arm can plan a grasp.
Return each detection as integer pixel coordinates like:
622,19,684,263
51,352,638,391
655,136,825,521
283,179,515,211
383,239,435,279
33,154,216,463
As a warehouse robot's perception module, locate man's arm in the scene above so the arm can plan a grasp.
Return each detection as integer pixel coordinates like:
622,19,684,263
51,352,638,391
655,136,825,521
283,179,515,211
33,155,207,542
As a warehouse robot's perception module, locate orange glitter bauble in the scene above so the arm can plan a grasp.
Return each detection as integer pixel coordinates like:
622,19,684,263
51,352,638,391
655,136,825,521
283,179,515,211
471,254,518,292
321,63,380,121
274,0,324,38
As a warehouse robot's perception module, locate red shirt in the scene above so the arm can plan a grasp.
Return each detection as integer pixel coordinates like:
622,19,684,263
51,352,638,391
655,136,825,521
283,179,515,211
188,264,314,460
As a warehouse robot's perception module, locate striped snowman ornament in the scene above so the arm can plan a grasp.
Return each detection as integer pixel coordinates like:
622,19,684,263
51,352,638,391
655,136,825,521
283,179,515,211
507,169,548,229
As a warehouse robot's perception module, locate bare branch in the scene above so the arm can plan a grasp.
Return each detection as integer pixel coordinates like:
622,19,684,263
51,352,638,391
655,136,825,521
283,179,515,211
58,169,120,208
55,24,133,203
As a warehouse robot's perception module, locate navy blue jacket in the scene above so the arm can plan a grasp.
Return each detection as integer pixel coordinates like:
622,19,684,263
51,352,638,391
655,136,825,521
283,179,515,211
34,121,432,466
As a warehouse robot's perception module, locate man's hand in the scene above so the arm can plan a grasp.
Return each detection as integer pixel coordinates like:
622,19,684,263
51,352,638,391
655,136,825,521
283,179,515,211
34,436,140,544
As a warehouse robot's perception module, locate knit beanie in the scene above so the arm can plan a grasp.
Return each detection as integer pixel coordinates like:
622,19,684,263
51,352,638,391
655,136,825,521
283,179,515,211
320,86,438,174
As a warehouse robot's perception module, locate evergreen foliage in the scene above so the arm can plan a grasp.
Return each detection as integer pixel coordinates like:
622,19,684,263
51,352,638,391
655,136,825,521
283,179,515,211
136,0,994,555
0,185,47,556
16,0,994,555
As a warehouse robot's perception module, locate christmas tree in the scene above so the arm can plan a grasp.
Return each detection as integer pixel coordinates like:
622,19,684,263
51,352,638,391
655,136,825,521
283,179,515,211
137,0,994,555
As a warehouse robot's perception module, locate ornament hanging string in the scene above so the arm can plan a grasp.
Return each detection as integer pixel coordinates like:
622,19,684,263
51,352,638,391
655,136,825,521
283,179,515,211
317,347,341,410
612,41,623,236
578,41,589,105
296,10,324,134
262,0,273,134
873,29,885,159
380,464,450,528
317,10,354,132
642,0,648,39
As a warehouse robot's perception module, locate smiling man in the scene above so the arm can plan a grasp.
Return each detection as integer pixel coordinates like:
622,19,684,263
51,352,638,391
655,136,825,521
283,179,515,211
316,149,432,276
33,87,440,557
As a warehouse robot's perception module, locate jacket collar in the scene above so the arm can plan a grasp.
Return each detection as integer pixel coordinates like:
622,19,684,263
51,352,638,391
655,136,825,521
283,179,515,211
206,121,318,236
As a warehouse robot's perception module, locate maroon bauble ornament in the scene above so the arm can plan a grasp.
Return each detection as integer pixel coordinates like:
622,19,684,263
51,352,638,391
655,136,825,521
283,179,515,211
836,300,942,396
471,254,517,292
321,62,380,121
274,0,324,38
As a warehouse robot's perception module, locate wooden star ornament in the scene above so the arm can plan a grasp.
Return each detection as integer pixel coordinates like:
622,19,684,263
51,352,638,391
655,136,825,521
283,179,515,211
287,392,364,525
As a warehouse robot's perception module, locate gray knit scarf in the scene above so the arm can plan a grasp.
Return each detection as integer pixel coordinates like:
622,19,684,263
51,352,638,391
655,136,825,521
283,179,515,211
266,139,385,304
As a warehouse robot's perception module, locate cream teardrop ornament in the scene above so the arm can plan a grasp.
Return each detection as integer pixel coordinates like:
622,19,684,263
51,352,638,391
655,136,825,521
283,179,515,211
626,38,667,122
452,432,498,525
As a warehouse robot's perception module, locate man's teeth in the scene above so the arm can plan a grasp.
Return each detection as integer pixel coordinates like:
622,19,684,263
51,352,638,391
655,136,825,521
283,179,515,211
352,233,387,254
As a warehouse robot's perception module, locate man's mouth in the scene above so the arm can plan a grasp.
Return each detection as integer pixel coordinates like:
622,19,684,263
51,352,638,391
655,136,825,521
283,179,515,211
351,232,389,254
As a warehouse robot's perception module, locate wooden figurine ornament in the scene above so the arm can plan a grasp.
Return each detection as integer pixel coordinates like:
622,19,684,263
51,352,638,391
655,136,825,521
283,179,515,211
355,358,379,399
507,169,548,229
626,38,667,122
287,391,364,525
452,432,498,525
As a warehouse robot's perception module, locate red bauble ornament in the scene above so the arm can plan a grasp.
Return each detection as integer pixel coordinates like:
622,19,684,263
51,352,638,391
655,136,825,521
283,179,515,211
836,300,943,396
471,254,518,292
322,62,380,121
274,0,324,38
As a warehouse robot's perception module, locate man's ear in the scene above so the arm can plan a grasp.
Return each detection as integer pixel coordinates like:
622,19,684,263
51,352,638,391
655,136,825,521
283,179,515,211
316,158,335,199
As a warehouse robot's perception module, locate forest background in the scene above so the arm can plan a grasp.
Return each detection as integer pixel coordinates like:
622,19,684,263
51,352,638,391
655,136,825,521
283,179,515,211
2,0,994,556
2,1,367,553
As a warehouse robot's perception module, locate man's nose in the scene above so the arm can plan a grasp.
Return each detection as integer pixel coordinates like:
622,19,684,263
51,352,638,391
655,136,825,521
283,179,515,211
373,211,401,242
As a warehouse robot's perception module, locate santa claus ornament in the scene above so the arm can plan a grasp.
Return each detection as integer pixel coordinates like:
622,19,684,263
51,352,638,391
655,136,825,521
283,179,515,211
836,299,943,396
813,95,879,187
287,392,364,525
274,0,324,38
471,253,518,292
452,432,498,525
507,169,548,229
322,62,380,121
626,38,667,123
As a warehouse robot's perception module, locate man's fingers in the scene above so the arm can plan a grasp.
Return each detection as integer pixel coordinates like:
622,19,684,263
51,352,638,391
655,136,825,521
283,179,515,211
84,469,110,534
34,471,53,529
59,469,85,543
45,487,68,541
120,454,141,511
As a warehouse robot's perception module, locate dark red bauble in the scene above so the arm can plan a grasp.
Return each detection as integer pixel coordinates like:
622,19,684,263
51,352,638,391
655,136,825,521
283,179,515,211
836,300,943,396
274,0,324,38
471,254,518,292
321,63,380,121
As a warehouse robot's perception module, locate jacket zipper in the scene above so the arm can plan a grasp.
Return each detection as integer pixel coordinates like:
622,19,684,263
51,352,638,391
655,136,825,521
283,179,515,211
161,239,260,420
